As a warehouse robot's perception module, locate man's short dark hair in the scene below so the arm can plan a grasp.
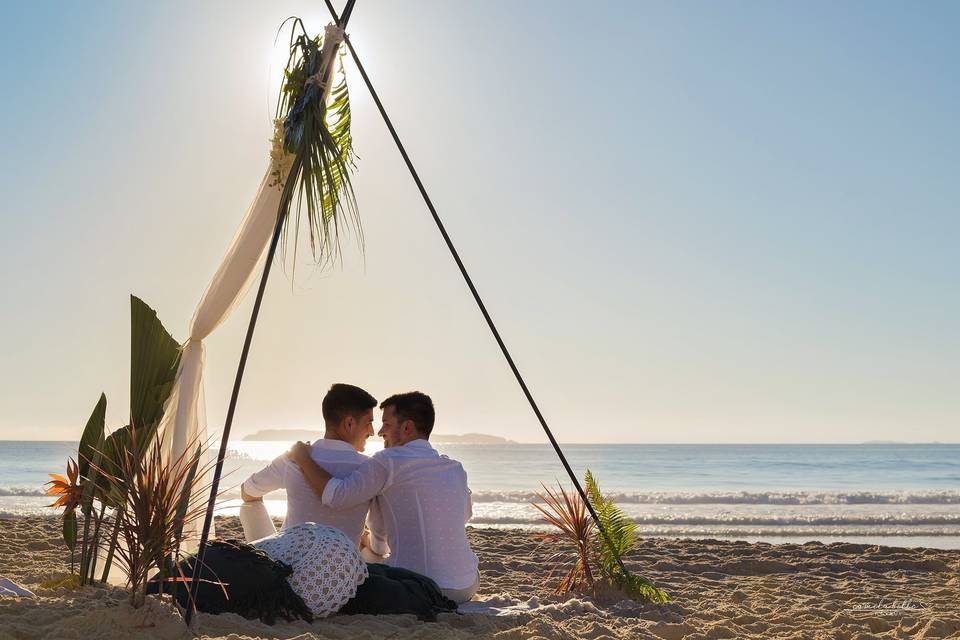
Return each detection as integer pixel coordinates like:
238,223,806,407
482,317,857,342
380,391,435,438
322,383,377,427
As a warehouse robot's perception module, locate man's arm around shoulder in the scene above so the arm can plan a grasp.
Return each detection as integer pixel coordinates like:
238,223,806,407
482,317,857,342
289,441,388,509
288,441,333,498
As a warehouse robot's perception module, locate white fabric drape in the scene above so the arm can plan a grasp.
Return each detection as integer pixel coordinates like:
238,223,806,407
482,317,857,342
158,164,288,549
160,23,345,551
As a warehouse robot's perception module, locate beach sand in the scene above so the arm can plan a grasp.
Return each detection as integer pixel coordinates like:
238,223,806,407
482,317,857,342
1,516,959,639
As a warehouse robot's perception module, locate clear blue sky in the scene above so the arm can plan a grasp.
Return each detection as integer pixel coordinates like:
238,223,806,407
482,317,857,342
1,1,957,443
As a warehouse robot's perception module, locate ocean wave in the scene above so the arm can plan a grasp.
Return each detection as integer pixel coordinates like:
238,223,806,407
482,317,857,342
0,487,46,497
471,490,960,505
223,449,262,461
7,486,958,507
472,523,960,537
470,513,960,526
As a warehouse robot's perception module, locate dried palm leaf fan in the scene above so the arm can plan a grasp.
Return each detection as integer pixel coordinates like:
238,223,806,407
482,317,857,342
273,16,360,275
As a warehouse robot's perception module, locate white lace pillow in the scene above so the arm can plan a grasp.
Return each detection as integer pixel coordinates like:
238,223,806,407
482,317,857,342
254,522,368,618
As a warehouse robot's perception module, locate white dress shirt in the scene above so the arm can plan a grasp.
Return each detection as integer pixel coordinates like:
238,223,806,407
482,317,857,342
242,439,370,546
321,439,478,590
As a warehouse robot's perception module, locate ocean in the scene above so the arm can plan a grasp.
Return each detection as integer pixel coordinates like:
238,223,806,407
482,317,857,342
3,440,959,549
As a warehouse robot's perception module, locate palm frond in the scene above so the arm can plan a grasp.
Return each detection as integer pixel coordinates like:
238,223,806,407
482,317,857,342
273,19,360,275
128,295,180,433
77,394,106,484
585,469,637,567
584,469,670,603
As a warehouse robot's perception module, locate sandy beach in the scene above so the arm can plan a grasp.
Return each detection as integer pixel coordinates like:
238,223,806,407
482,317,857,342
0,516,957,639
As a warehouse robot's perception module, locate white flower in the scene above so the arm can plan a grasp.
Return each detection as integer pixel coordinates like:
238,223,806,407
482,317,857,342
269,118,294,190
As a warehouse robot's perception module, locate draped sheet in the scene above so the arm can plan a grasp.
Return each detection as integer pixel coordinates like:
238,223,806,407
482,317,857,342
96,163,288,584
158,164,287,549
159,22,344,552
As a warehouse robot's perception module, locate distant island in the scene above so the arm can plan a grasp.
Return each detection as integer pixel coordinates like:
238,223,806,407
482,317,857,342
431,433,514,444
859,440,945,445
243,429,322,442
243,429,513,445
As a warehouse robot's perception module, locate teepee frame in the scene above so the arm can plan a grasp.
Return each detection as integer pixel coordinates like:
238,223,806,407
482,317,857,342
186,0,634,625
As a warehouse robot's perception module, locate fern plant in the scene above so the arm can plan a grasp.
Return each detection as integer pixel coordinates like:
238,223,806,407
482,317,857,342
532,474,669,602
585,469,669,603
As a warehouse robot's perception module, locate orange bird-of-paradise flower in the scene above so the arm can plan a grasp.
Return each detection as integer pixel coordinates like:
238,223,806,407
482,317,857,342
46,458,83,514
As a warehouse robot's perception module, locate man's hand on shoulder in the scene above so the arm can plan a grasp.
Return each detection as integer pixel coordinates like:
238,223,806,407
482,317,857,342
289,440,312,466
287,440,334,499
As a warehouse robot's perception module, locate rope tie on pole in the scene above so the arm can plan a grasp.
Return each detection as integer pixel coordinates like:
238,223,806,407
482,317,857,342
306,24,346,94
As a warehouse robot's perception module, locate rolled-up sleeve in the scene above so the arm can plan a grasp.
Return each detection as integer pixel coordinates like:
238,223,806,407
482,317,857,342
241,456,288,498
321,456,390,509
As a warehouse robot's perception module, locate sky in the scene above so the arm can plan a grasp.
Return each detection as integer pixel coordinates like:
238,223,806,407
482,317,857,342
0,1,958,444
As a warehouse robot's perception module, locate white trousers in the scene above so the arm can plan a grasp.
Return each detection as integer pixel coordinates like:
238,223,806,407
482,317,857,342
441,571,480,604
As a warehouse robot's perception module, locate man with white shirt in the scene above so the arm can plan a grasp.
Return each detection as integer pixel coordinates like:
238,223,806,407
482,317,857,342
290,391,480,603
240,383,377,547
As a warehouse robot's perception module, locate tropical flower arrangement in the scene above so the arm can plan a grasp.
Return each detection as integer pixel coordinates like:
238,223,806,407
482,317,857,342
90,425,213,607
532,470,669,603
46,296,215,606
273,19,360,272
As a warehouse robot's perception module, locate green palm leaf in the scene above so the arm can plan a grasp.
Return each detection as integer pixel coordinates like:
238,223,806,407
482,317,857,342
585,469,670,603
274,18,360,275
96,296,180,500
77,393,106,482
129,295,180,436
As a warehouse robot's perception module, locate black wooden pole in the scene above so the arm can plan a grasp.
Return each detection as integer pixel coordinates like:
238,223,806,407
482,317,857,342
321,1,634,578
183,1,357,626
182,202,285,626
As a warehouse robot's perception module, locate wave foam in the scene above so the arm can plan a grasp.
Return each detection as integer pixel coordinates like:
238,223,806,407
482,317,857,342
471,490,960,505
0,487,46,497
470,513,960,526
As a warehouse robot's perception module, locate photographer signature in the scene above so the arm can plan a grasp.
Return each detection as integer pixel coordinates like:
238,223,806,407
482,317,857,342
847,597,929,614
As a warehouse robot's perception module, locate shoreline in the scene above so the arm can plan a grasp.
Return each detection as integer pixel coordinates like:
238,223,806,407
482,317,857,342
5,512,960,551
1,516,959,639
3,513,960,551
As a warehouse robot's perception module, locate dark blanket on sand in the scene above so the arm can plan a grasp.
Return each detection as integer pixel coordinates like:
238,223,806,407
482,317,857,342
146,539,314,625
339,563,458,621
146,542,456,624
